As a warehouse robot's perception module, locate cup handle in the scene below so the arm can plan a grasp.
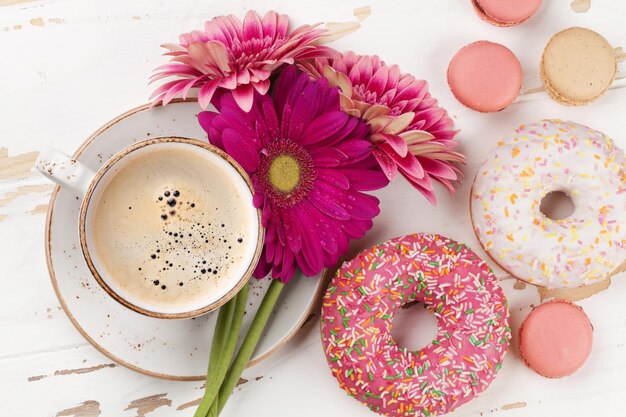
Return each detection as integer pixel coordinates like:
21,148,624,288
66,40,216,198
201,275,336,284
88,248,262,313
35,147,96,196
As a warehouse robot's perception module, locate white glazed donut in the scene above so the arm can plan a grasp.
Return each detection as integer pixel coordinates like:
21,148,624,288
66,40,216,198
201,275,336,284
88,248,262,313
471,120,626,288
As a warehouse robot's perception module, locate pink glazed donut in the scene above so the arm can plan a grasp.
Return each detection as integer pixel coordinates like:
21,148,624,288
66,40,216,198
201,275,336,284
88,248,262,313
321,234,511,417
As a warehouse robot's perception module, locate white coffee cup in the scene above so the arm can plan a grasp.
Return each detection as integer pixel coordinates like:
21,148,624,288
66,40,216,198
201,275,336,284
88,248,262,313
37,137,263,319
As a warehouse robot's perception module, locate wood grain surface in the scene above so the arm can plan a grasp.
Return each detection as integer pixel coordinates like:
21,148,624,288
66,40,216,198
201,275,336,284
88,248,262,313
1,0,625,416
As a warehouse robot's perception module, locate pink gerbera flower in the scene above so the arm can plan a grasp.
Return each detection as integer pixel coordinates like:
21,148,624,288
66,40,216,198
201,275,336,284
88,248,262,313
302,52,465,204
150,10,339,112
199,67,388,282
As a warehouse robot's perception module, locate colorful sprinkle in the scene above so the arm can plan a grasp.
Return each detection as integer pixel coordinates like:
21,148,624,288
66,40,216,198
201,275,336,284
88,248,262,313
321,234,511,417
471,120,626,288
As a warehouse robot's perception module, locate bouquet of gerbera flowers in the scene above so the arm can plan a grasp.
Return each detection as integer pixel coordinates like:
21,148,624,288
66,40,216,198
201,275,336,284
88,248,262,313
150,10,464,416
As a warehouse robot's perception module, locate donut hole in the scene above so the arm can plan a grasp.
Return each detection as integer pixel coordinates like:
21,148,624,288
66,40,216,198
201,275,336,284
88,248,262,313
540,191,575,220
391,300,439,352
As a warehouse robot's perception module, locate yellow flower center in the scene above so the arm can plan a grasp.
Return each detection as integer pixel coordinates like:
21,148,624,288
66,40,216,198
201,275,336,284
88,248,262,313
268,154,301,193
259,139,314,208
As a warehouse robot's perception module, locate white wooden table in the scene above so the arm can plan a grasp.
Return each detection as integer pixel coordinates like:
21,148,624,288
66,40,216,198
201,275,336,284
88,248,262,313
1,0,625,416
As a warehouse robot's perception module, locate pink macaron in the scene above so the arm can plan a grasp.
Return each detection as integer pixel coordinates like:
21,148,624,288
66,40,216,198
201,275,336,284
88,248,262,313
472,0,543,27
447,41,522,112
519,300,593,378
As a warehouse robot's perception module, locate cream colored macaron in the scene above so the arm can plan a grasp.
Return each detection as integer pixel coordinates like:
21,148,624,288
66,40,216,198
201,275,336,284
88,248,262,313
541,27,616,106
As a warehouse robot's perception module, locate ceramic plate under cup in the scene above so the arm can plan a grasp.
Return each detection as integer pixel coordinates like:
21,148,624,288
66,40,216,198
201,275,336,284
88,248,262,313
45,100,325,380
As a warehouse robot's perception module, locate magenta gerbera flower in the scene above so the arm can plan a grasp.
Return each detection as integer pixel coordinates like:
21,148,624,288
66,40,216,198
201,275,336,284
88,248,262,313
302,52,465,204
199,67,388,282
150,10,340,112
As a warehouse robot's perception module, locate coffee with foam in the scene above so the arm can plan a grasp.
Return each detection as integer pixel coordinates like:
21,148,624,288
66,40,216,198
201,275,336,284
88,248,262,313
85,141,258,314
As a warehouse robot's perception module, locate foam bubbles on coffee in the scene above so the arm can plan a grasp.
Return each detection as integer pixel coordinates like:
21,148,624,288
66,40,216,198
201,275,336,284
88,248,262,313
88,144,256,313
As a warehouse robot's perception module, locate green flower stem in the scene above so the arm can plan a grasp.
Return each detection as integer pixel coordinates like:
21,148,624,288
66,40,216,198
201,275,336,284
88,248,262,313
208,298,234,375
212,279,285,416
194,283,249,417
209,398,218,416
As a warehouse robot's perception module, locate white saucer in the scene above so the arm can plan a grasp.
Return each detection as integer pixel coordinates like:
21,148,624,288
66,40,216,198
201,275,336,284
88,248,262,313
44,100,325,380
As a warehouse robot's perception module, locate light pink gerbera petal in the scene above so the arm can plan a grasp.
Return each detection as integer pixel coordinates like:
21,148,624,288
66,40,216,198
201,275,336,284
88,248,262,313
243,10,264,39
151,11,339,111
252,79,270,95
198,80,219,109
231,84,255,112
378,143,425,180
372,148,398,181
302,52,465,205
376,132,408,158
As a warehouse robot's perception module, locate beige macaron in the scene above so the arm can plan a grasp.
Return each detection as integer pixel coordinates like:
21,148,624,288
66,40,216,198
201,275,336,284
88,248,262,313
540,27,616,106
